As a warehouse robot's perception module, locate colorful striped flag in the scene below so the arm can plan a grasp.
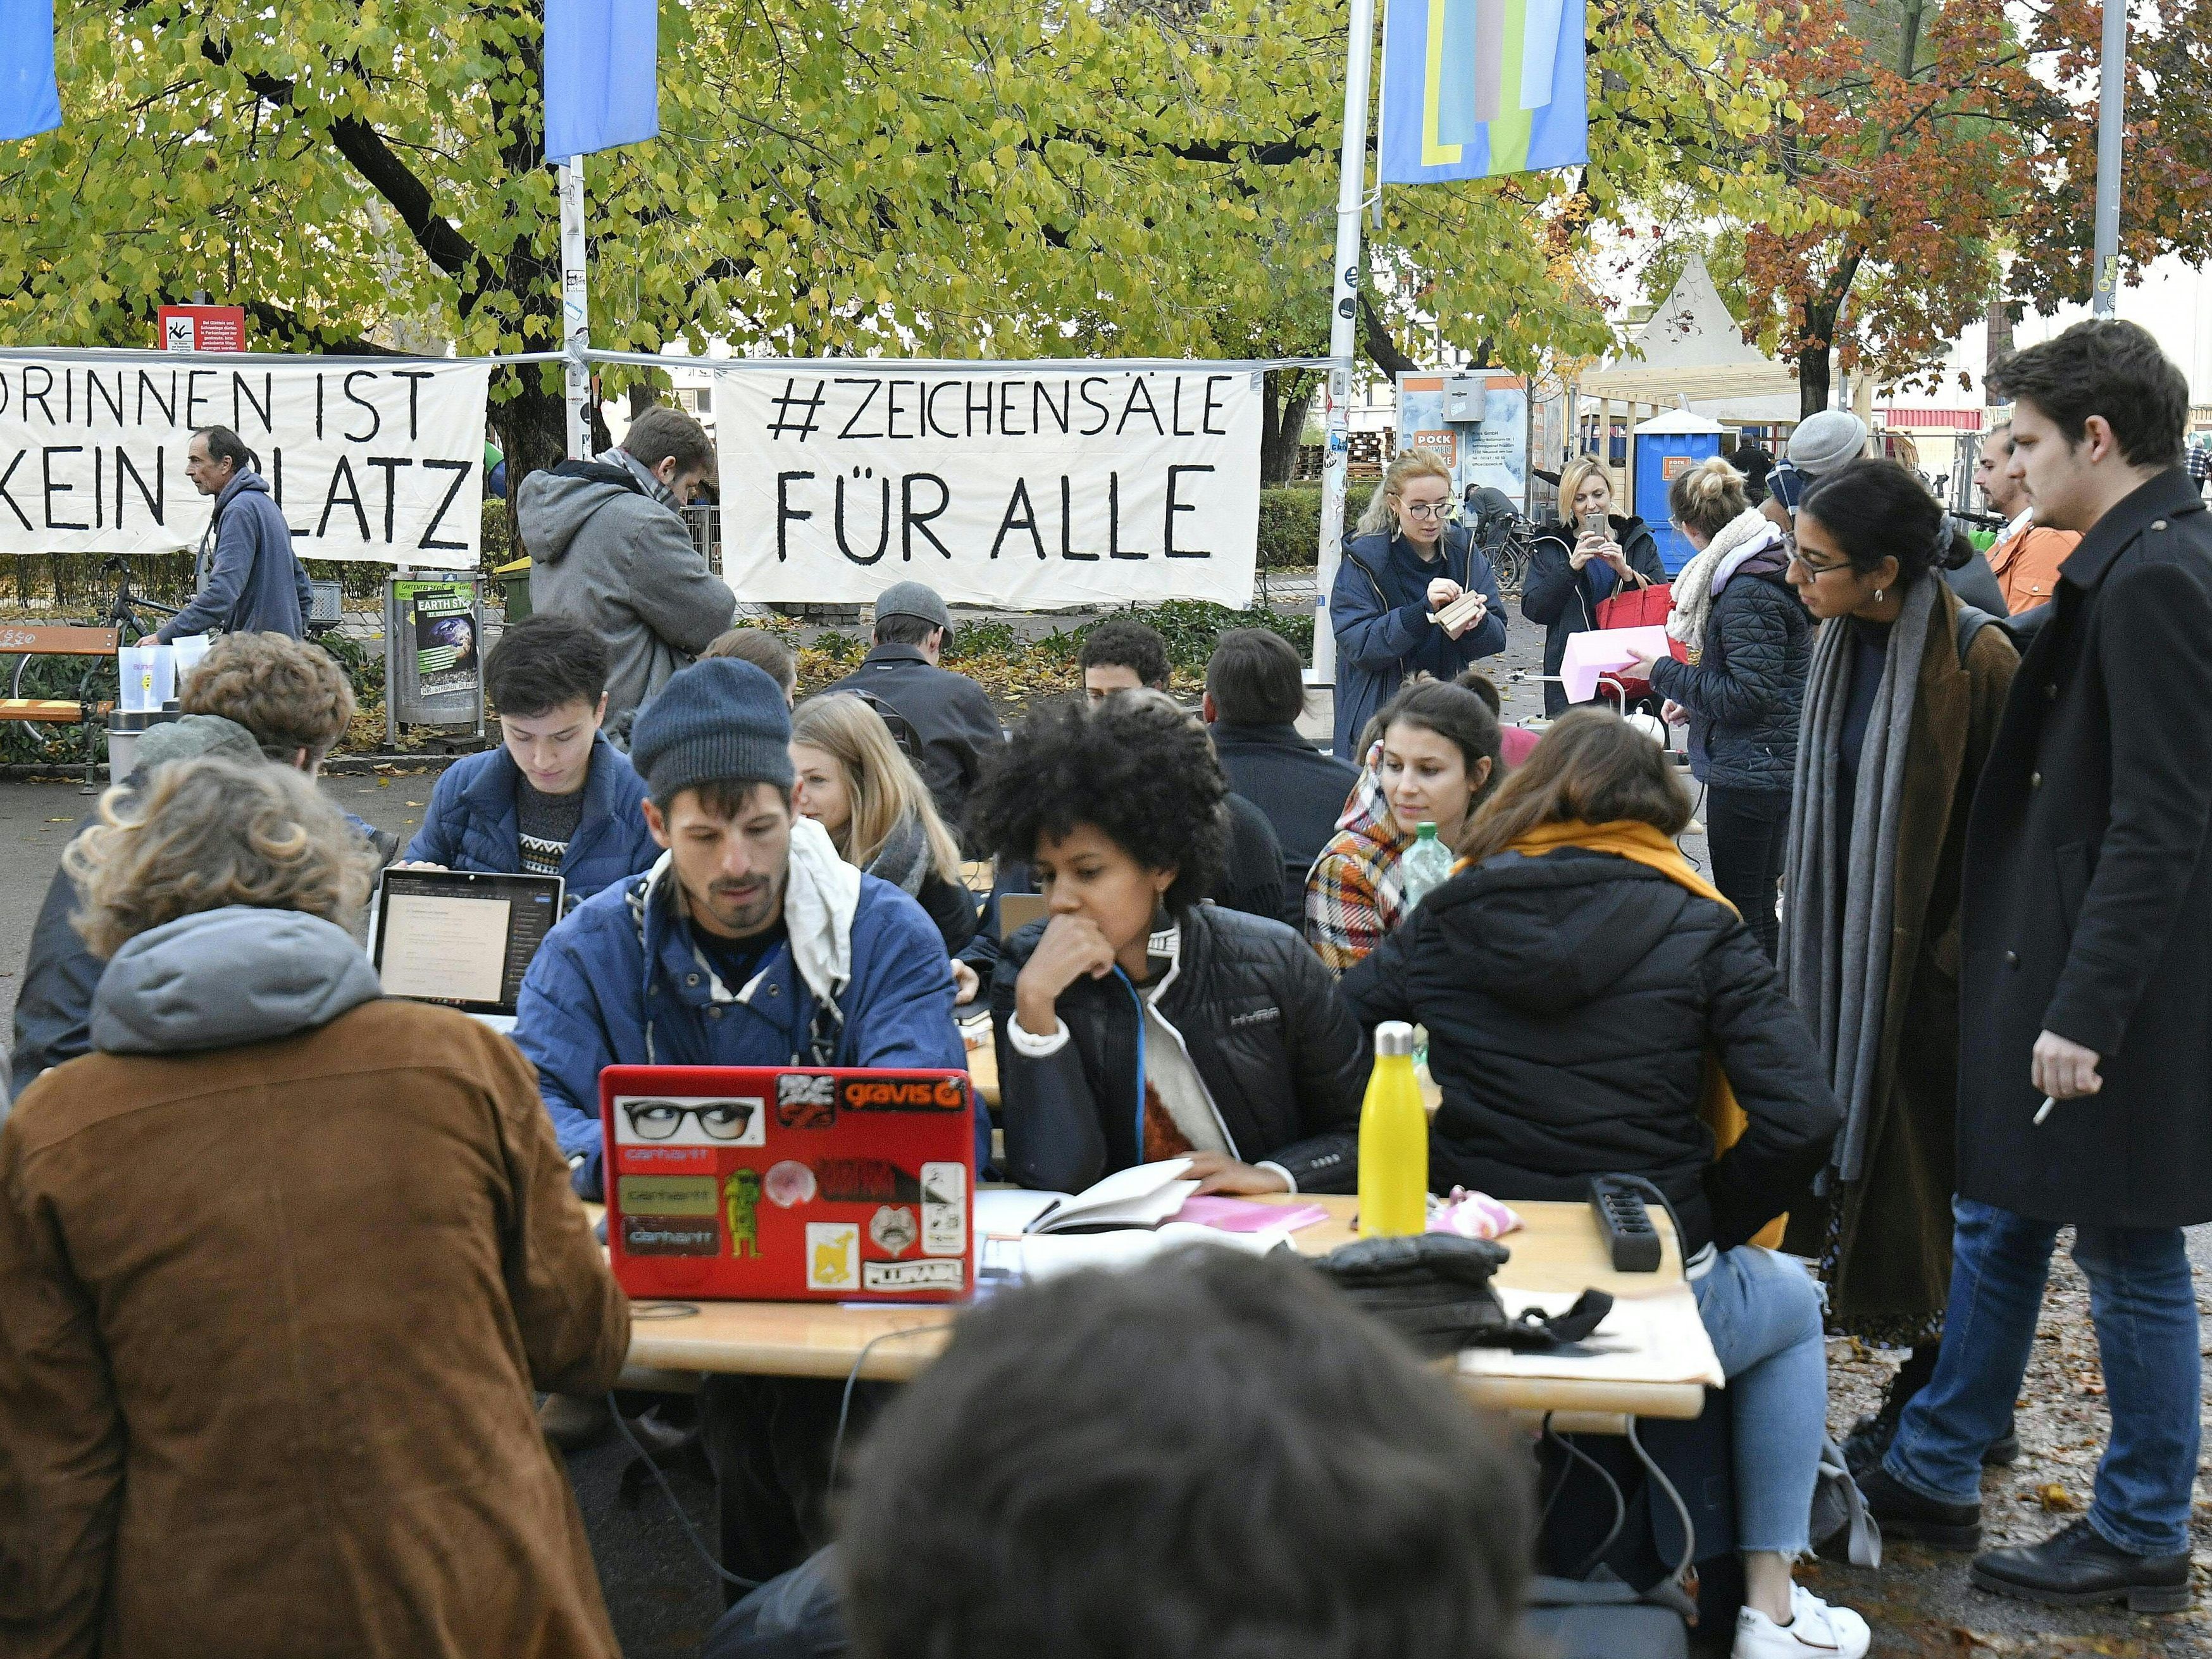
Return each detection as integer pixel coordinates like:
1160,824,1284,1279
1,0,63,143
1378,0,1588,183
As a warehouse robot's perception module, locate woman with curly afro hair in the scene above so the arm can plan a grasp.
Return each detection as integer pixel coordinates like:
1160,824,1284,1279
969,693,1369,1197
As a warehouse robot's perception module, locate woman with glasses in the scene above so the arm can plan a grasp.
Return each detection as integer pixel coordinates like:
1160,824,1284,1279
1627,457,1811,960
1774,459,2020,1477
1329,451,1508,760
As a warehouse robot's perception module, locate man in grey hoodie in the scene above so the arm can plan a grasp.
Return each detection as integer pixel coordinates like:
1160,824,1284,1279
516,405,737,735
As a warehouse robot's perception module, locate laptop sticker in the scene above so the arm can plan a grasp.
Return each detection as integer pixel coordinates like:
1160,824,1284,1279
623,1215,719,1256
921,1162,966,1257
869,1205,919,1258
776,1073,838,1129
764,1160,817,1208
723,1169,764,1258
614,1095,767,1148
839,1076,967,1113
805,1222,860,1291
864,1258,964,1293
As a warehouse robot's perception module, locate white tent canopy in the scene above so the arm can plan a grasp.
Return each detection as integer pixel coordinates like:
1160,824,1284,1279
1580,254,1801,423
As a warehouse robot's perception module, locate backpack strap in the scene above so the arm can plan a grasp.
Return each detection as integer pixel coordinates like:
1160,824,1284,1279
1955,604,2003,664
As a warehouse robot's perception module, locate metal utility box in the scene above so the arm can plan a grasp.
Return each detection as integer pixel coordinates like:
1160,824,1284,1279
385,571,487,745
1443,374,1488,423
1632,409,1727,573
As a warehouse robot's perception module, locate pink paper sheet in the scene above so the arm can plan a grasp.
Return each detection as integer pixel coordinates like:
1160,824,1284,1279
1174,1195,1332,1234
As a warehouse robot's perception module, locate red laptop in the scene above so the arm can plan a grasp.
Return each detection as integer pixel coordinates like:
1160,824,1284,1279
600,1065,974,1303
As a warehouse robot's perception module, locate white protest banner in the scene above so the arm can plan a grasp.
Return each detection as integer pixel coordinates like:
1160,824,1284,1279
712,362,1263,608
0,354,490,567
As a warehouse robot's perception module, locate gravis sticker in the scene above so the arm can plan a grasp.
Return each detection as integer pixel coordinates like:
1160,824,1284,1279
920,1161,966,1257
863,1258,964,1293
805,1222,860,1291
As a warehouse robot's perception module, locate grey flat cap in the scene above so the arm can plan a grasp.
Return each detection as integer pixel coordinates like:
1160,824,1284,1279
1788,410,1870,480
874,580,952,630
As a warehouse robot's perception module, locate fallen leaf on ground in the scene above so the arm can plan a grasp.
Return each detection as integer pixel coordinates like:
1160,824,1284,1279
2037,1483,2080,1512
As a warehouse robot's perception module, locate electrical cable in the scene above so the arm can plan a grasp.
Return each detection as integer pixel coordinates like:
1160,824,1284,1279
606,1393,760,1594
1626,1417,1699,1589
824,1324,956,1497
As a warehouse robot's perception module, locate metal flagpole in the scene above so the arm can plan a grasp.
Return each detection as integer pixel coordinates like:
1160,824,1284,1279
2091,0,2127,318
1312,0,1379,690
559,154,593,457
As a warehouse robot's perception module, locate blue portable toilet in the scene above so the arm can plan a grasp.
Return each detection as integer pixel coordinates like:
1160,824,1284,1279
1633,409,1727,574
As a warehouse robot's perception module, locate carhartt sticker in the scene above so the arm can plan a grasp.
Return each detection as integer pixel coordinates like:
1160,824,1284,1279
862,1258,964,1293
920,1161,966,1257
618,1174,718,1216
805,1222,860,1291
623,1215,718,1256
724,1169,763,1259
869,1205,919,1257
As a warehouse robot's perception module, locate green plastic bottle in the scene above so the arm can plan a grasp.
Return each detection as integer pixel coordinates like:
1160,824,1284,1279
1358,1021,1430,1238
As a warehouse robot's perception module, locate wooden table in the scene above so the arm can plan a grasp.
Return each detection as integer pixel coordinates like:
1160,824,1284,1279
608,1193,1713,1426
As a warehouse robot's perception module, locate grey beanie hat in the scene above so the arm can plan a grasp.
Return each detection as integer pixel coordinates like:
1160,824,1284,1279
126,714,264,784
1787,410,1870,481
874,580,952,631
630,657,794,803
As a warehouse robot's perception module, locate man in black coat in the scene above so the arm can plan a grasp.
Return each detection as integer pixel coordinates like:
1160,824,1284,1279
1862,321,2212,1615
819,580,1003,833
1202,628,1360,899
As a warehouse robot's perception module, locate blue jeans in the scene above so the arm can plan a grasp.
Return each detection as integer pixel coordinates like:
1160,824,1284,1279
1693,1244,1829,1555
1884,1196,2201,1557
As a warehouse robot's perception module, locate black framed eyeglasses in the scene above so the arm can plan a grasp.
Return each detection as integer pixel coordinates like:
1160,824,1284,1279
621,1099,758,1141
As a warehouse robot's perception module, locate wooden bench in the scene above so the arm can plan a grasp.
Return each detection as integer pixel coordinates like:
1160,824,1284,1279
0,624,121,725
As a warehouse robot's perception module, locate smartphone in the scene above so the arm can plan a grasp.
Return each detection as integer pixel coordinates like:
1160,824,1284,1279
1580,509,1608,538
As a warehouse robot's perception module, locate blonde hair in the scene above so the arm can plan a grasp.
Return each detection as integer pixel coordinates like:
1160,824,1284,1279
1667,456,1749,542
1556,457,1612,522
790,694,964,883
1355,450,1456,538
66,757,375,959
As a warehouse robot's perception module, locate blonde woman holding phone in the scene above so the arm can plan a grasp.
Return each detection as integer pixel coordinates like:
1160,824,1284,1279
1522,457,1667,716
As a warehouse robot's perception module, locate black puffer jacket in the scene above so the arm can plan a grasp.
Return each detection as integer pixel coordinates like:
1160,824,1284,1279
990,904,1367,1193
1339,847,1839,1253
1646,559,1811,792
1520,514,1668,717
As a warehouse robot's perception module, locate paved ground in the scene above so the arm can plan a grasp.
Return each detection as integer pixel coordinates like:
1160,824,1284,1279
0,604,2204,1656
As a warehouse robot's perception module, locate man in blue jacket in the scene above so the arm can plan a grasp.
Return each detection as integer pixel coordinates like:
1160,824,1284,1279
154,426,314,642
401,614,656,907
510,654,973,1541
511,655,974,1203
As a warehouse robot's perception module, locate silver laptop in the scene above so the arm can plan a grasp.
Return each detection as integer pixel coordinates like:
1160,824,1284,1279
368,868,564,1031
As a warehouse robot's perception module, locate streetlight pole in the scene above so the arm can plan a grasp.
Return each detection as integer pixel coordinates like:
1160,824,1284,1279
2092,0,2127,318
1312,0,1379,688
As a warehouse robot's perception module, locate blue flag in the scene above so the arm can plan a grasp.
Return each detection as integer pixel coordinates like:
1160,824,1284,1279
544,0,659,160
1,0,63,144
1378,0,1588,183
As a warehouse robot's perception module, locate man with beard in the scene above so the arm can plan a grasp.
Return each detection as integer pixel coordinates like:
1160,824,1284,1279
511,655,971,1204
513,656,969,1573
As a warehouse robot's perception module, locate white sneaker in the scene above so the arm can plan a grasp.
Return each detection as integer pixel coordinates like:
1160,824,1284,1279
1732,1584,1872,1659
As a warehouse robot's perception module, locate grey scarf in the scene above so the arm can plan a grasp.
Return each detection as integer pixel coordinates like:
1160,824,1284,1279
866,813,932,897
1779,576,1937,1191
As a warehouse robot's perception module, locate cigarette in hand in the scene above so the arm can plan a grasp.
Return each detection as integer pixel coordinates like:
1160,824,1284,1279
2032,1095,2056,1126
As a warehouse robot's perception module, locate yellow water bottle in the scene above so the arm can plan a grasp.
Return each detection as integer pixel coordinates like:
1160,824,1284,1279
1358,1021,1430,1238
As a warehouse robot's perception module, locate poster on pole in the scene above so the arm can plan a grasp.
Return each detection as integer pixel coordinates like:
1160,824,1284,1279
1395,372,1529,511
711,363,1263,609
0,354,490,566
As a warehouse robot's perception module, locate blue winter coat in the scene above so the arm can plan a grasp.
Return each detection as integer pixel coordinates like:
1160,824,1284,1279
156,471,314,642
1646,560,1811,793
1329,525,1507,759
404,735,657,905
512,858,976,1197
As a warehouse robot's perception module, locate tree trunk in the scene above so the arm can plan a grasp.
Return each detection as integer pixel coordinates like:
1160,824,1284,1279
1984,292,2015,387
494,371,569,558
1797,336,1833,421
1260,369,1317,482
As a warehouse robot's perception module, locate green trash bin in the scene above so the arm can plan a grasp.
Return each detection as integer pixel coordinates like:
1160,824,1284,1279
494,555,532,621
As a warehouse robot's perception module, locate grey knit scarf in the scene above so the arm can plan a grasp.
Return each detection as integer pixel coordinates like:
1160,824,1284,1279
1779,576,1937,1192
865,813,932,897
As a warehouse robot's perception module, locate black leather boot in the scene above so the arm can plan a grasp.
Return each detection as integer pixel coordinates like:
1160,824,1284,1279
1843,1343,2019,1476
1855,1463,1982,1551
1970,1520,2192,1613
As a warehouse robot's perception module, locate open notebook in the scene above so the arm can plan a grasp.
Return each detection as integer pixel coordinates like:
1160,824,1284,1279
976,1159,1201,1236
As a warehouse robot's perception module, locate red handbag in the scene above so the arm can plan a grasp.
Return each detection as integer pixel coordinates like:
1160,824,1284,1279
1592,578,1682,702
